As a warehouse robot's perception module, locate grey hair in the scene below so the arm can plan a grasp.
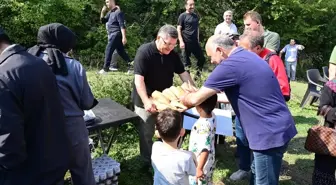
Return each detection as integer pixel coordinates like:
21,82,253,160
212,35,235,50
223,10,233,18
239,30,264,49
157,24,178,39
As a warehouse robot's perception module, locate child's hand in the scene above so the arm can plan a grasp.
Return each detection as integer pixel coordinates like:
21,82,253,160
196,167,205,181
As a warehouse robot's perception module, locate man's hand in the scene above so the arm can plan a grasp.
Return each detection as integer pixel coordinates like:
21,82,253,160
180,41,185,49
122,37,127,45
101,5,108,14
196,167,205,182
144,99,157,113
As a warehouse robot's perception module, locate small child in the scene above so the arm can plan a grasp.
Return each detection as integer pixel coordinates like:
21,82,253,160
151,109,197,185
189,94,218,185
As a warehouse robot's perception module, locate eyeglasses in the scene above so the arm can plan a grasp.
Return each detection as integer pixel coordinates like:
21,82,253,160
160,37,177,48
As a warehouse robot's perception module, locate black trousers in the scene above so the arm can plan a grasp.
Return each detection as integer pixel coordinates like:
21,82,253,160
181,41,205,71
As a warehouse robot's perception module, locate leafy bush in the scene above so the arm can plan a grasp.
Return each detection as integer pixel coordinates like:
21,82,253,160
87,72,133,107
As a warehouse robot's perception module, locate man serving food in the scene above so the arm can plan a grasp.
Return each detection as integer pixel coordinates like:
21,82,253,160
181,34,296,185
132,24,195,167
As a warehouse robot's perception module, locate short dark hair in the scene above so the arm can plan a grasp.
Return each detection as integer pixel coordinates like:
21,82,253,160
198,94,218,115
243,11,262,25
156,109,182,142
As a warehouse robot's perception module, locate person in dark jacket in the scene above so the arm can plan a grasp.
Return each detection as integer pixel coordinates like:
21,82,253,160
0,27,69,185
314,79,336,185
28,23,98,185
99,0,132,74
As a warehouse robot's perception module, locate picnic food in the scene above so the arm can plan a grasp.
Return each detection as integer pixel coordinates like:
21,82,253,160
151,84,197,112
152,99,176,111
170,100,187,110
152,90,170,104
162,88,178,101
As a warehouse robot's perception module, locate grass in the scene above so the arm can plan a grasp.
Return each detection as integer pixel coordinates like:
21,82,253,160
74,70,318,185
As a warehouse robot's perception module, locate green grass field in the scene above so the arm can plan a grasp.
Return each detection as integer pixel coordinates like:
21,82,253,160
76,71,318,185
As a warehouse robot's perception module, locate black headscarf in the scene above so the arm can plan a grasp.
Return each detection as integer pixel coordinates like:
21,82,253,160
28,23,77,76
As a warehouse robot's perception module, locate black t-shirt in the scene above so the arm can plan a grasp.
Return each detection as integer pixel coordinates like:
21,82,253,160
177,12,199,43
132,41,185,108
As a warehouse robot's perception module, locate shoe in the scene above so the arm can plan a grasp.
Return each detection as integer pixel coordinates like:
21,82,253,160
229,169,249,181
109,67,118,71
98,69,108,74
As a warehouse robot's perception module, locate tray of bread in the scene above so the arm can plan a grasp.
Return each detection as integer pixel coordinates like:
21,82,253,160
151,82,198,112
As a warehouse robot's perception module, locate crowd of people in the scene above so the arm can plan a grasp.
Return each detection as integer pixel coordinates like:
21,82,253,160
0,0,335,184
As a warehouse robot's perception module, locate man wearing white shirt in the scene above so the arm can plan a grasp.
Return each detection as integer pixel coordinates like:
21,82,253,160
280,39,305,81
214,10,238,35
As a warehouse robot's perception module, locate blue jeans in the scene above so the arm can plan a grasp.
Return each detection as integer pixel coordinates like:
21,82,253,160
235,117,251,171
285,60,297,81
249,143,289,185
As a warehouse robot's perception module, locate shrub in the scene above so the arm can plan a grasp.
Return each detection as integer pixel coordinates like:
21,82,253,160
87,72,133,107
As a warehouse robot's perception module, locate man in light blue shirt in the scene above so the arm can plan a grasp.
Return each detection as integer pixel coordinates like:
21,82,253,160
280,39,305,81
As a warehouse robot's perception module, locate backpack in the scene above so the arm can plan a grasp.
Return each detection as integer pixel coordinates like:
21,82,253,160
264,52,291,102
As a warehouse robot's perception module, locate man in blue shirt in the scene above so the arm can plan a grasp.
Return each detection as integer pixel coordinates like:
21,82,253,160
99,0,132,74
181,34,297,185
280,39,305,81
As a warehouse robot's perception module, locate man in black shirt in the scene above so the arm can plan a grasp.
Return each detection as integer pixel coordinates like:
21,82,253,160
132,24,194,165
99,0,132,74
177,0,205,77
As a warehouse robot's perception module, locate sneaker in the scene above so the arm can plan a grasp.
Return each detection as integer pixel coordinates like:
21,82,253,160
109,67,118,71
126,69,133,75
98,69,108,74
229,169,249,181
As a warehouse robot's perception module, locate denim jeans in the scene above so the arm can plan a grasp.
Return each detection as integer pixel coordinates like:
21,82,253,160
249,143,289,185
285,61,297,81
103,33,131,71
235,117,251,171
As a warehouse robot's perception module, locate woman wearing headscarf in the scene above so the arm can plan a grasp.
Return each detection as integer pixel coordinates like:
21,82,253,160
313,79,336,185
28,23,97,185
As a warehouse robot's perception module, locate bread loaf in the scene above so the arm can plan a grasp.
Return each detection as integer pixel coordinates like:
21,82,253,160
162,88,178,101
170,100,187,110
152,90,170,104
169,86,182,98
153,99,176,111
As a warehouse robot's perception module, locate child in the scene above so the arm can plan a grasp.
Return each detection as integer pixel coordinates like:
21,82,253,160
189,94,218,185
151,109,197,185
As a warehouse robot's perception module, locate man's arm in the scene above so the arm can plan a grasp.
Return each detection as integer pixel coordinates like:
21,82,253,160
178,71,195,87
182,86,218,107
117,12,127,45
177,14,185,48
217,92,229,103
297,44,305,50
133,48,156,112
77,63,98,110
279,45,286,58
134,75,151,107
0,79,26,170
100,6,109,24
198,28,200,42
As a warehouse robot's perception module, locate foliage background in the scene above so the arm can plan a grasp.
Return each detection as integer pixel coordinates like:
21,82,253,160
1,0,336,78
